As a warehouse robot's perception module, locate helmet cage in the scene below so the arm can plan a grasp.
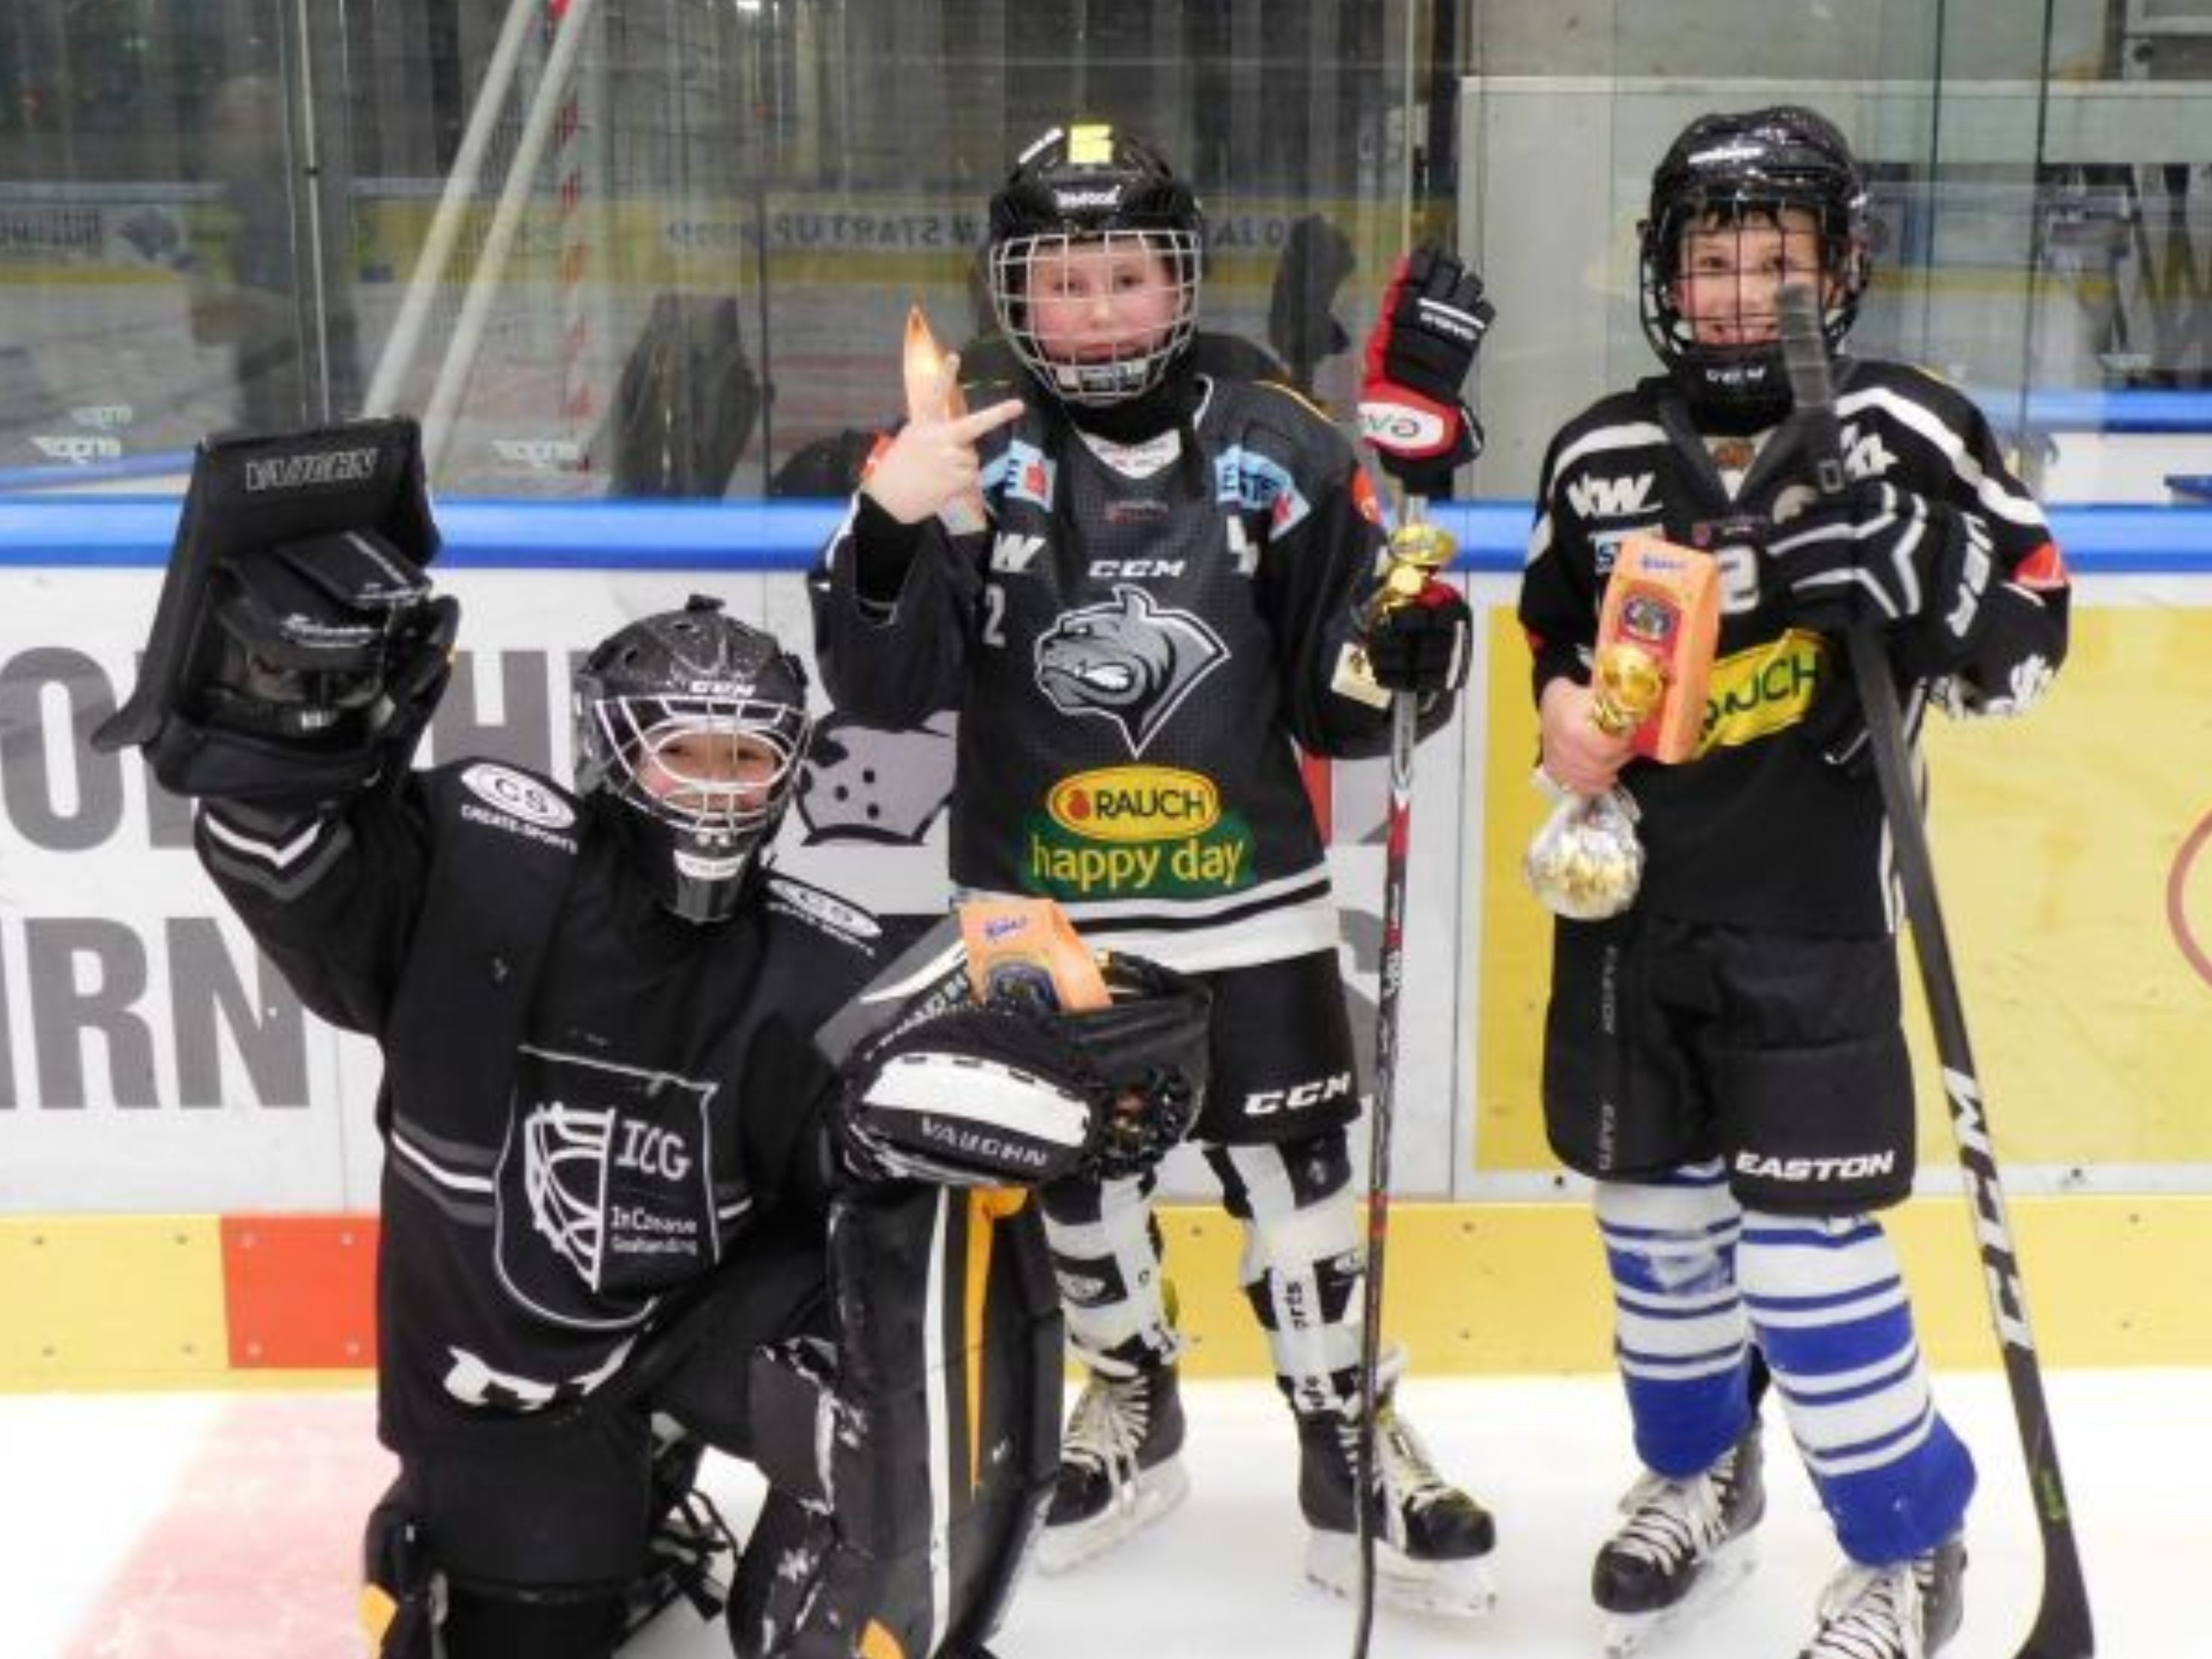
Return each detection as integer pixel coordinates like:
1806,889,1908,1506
988,228,1203,407
573,602,811,923
986,124,1205,408
578,692,807,922
1637,109,1870,412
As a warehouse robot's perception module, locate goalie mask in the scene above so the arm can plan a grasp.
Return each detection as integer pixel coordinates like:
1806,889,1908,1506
573,597,810,924
986,121,1204,408
1639,105,1869,420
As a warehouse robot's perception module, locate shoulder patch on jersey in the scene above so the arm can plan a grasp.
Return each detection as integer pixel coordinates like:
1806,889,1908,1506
454,762,582,853
765,874,883,945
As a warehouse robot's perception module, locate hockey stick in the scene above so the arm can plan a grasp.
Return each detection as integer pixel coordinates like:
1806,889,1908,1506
1350,499,1454,1659
1777,284,2094,1659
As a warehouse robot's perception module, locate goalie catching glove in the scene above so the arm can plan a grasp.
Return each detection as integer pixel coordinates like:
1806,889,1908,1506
1357,247,1494,496
835,948,1210,1189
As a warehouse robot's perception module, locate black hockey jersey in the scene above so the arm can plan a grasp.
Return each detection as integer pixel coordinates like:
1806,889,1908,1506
811,374,1444,973
1518,361,2070,936
195,760,883,1451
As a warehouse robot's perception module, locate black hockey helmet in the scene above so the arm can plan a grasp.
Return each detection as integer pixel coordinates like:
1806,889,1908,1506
985,121,1204,407
1638,105,1870,417
573,596,810,924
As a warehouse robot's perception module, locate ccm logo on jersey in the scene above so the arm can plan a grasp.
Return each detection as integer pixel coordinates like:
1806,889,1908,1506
1243,1071,1354,1116
1733,1150,1897,1183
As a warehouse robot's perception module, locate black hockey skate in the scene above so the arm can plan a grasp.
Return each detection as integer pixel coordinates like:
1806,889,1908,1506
1797,1535,1966,1659
1297,1373,1498,1618
1593,1418,1766,1656
1033,1363,1189,1573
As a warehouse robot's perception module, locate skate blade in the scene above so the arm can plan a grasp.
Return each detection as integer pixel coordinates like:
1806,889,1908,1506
1304,1530,1499,1620
1031,1460,1190,1575
1599,1536,1759,1656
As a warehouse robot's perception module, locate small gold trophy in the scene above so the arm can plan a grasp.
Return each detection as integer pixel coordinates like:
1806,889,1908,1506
1371,519,1455,623
1524,535,1719,920
900,303,989,536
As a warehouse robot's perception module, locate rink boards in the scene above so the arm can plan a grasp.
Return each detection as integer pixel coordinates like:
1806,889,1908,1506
2,502,2208,1381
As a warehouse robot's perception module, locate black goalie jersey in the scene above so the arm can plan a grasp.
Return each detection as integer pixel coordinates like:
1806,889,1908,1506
812,375,1445,973
195,762,882,1450
1518,361,2071,936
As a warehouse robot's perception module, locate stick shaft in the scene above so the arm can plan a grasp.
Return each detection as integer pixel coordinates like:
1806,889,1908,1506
1777,284,2094,1657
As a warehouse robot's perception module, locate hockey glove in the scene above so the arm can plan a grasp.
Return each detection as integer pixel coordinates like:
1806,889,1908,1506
1766,481,1996,677
837,951,1210,1188
1357,248,1493,496
1361,576,1472,696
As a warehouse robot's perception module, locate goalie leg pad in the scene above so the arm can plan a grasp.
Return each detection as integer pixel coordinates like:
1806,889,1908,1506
730,1184,1061,1659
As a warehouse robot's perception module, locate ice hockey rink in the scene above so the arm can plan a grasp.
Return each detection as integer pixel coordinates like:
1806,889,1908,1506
5,1368,2201,1658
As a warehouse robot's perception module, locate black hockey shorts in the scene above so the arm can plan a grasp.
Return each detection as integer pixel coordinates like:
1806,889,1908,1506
1193,948,1364,1145
383,1218,827,1599
1541,911,1917,1215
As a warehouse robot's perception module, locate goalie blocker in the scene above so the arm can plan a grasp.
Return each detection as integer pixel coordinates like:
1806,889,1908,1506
93,416,456,810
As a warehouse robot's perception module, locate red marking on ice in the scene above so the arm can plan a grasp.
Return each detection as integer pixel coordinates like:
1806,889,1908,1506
65,1394,392,1659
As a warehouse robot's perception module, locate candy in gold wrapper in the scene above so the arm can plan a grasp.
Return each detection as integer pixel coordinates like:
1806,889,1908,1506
1523,772,1645,920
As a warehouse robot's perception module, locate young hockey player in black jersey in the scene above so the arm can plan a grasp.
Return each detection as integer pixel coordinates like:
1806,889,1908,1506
809,119,1498,1615
97,425,1212,1659
1516,106,2071,1659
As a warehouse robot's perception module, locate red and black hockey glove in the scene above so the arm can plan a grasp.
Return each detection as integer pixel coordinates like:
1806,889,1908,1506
1357,248,1494,497
1363,576,1473,696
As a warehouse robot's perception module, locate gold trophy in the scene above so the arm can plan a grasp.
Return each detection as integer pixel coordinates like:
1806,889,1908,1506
1372,519,1455,621
899,303,989,536
1524,535,1719,920
1341,518,1457,705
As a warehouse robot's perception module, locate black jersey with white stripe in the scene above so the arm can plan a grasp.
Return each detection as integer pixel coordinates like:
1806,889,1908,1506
1517,360,2069,936
195,763,881,1446
813,373,1449,972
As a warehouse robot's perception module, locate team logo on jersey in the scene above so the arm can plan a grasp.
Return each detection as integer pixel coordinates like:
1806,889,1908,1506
1213,444,1312,536
496,1046,724,1327
985,438,1057,511
1033,585,1227,756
